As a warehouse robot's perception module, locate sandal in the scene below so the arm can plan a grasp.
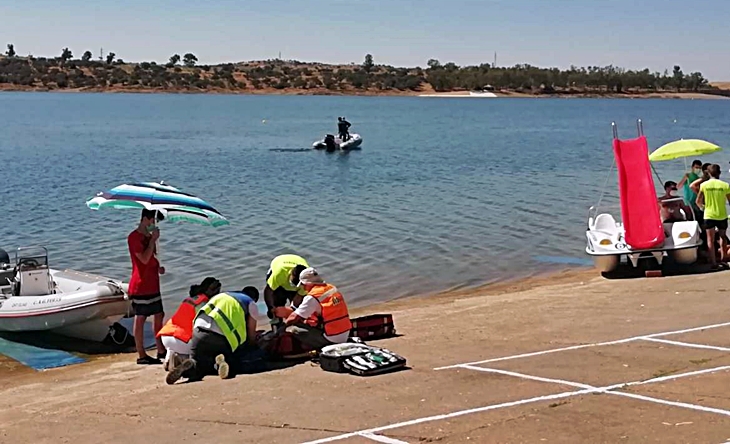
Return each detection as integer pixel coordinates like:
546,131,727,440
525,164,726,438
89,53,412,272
137,355,162,365
157,350,167,360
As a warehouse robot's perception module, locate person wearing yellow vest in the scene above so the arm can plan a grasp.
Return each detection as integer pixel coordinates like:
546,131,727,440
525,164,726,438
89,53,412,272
696,164,730,269
275,268,352,350
166,287,260,385
264,254,309,327
157,277,221,372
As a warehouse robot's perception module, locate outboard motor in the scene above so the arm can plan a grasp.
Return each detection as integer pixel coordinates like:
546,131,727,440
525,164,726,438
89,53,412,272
324,134,337,153
0,248,13,289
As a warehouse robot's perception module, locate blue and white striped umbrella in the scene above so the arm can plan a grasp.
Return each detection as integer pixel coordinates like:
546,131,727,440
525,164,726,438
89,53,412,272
86,182,229,227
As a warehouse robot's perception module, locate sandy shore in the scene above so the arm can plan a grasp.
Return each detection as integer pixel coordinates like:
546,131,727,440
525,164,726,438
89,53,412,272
3,267,730,443
2,84,728,99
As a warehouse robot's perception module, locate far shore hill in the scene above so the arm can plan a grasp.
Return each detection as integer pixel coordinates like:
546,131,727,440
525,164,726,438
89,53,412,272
1,51,729,99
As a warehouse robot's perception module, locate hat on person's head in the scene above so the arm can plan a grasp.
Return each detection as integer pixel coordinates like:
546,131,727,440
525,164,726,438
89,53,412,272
299,267,325,285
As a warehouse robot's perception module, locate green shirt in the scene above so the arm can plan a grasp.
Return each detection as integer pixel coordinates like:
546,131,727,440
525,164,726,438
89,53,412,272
700,178,730,221
266,254,309,296
683,172,700,209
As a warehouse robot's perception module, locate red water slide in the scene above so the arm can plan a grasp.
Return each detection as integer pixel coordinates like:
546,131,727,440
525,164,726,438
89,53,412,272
612,132,665,250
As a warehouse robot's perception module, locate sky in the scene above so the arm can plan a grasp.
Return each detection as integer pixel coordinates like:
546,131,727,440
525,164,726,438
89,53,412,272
1,0,729,80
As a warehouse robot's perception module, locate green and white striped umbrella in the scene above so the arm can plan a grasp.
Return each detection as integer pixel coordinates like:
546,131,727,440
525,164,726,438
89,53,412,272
86,182,229,227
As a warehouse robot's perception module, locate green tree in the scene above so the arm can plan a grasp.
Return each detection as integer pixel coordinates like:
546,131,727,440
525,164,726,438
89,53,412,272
106,52,116,65
427,59,441,69
81,51,92,62
672,65,684,92
60,47,73,66
686,72,708,92
167,54,181,67
183,53,198,67
6,44,15,57
363,54,374,73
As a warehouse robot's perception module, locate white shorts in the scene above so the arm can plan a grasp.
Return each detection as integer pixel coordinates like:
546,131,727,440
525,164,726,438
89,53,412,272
160,335,192,356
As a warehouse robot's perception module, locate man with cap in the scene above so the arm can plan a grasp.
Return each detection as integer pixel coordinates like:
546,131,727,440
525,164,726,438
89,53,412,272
275,268,352,350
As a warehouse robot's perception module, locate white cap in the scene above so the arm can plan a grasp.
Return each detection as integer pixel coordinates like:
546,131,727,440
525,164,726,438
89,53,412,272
299,267,325,285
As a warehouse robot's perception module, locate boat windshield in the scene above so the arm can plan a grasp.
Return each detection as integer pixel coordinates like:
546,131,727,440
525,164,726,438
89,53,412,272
15,246,49,269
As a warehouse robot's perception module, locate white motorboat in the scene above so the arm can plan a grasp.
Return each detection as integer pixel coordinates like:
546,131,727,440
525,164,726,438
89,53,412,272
0,246,131,342
585,121,702,273
313,133,363,151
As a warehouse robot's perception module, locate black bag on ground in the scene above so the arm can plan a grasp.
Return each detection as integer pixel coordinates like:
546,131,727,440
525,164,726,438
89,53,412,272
350,314,396,340
343,347,407,376
319,343,371,373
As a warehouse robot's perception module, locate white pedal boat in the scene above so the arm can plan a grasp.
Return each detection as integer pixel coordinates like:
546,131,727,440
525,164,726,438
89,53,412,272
586,205,701,273
0,246,131,342
313,133,363,151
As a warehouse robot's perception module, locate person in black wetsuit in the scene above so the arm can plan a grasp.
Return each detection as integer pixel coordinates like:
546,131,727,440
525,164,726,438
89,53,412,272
337,117,351,141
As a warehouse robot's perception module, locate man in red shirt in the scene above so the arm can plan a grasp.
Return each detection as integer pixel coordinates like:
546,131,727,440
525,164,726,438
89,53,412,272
128,209,166,365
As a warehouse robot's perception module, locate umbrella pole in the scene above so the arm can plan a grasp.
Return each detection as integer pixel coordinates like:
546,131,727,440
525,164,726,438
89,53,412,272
154,210,162,269
651,163,663,187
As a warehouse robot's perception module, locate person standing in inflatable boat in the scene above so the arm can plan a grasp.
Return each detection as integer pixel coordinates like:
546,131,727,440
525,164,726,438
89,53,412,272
275,267,352,350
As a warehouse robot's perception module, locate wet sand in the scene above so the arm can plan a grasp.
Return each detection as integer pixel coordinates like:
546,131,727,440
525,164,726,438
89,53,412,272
2,268,730,443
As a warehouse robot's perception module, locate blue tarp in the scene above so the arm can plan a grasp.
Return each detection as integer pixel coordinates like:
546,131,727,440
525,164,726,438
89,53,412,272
0,337,86,370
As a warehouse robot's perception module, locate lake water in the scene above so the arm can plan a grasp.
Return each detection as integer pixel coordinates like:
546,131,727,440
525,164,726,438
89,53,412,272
1,93,729,308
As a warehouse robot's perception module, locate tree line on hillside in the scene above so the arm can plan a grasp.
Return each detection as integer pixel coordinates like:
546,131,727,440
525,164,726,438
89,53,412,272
0,44,721,95
424,59,711,93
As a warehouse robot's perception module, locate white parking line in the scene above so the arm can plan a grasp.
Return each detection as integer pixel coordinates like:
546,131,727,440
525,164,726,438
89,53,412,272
301,365,730,444
434,320,730,370
358,432,411,444
640,337,730,352
460,365,593,389
300,388,594,444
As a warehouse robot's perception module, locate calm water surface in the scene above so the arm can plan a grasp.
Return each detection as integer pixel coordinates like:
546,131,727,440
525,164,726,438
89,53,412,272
1,93,729,307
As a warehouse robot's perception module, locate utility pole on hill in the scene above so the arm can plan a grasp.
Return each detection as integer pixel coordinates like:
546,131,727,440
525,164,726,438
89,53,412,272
99,47,104,61
493,52,497,68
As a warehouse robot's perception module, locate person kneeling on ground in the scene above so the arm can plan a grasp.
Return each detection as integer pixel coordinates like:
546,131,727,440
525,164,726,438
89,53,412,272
157,277,221,371
275,268,352,350
166,286,260,384
263,254,309,330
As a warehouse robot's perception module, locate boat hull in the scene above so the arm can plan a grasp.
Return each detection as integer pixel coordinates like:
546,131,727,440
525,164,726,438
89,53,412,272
0,268,131,341
586,216,702,272
313,133,363,150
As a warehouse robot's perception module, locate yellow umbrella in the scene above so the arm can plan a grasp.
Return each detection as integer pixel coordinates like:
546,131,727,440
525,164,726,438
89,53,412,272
649,139,722,162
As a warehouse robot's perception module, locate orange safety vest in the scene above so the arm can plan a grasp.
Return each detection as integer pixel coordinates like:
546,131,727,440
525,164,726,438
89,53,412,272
156,294,210,343
304,284,352,336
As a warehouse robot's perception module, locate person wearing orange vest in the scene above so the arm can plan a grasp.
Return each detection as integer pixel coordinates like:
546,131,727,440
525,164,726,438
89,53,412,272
157,277,221,371
277,268,352,350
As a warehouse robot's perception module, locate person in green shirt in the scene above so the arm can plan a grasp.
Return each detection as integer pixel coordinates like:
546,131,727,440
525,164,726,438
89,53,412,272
677,159,703,220
696,164,730,269
263,254,309,325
